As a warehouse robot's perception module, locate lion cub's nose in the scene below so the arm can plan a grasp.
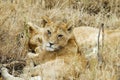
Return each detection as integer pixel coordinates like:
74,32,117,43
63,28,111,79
49,42,54,46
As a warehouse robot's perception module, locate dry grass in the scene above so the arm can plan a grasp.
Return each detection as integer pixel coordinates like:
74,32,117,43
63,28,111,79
0,0,120,80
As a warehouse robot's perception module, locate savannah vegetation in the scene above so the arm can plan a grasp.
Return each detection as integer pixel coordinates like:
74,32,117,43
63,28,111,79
0,0,120,80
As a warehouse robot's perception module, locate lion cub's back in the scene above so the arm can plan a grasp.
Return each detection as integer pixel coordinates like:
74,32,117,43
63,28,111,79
73,26,101,46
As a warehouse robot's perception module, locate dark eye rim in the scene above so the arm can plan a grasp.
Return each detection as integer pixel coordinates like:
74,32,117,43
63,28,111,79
58,34,63,38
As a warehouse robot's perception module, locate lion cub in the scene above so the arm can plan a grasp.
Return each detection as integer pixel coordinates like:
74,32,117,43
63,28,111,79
28,16,100,55
27,16,78,66
27,16,120,63
23,17,87,80
27,17,101,62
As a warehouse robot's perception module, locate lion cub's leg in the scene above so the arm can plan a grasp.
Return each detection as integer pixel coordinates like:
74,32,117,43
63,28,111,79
27,46,43,59
25,49,45,72
23,59,66,80
29,34,42,50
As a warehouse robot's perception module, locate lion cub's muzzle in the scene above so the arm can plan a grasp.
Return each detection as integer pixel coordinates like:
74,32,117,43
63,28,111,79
46,42,56,51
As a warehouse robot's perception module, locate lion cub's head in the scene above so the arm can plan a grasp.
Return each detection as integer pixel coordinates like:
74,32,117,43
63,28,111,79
42,16,73,51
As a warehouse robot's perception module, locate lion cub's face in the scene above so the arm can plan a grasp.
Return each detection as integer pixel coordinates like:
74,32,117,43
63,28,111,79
42,17,73,51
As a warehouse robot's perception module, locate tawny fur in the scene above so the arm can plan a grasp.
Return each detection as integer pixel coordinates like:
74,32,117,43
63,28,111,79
24,16,120,80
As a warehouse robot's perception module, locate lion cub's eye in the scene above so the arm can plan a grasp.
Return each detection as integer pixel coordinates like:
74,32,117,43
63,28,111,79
47,30,51,35
58,34,63,39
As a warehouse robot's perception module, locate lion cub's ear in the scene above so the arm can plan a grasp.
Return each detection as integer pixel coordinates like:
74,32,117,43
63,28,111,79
62,19,74,33
67,25,73,33
61,22,73,33
41,16,52,27
27,22,41,34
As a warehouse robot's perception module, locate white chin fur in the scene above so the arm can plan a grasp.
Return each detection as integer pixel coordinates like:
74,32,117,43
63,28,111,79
46,47,55,51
